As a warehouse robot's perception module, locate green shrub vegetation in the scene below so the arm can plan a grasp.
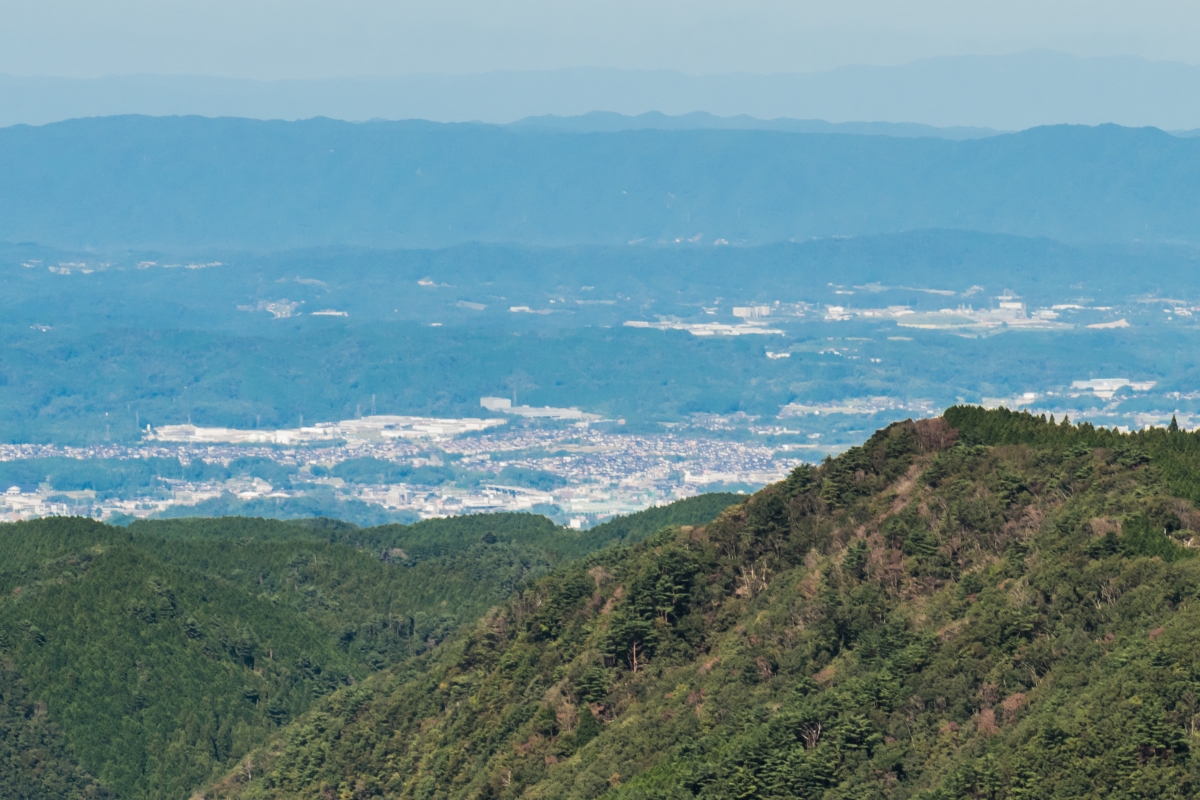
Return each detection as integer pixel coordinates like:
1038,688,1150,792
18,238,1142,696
0,496,738,799
199,410,1200,800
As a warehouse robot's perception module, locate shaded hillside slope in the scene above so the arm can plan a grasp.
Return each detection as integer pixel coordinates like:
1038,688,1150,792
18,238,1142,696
0,497,738,799
0,518,361,800
207,410,1200,799
0,656,110,800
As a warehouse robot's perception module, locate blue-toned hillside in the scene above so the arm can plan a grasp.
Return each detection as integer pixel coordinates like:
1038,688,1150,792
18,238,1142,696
1,117,1199,249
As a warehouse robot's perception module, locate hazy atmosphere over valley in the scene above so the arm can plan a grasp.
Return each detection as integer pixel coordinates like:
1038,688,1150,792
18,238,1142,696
6,2,1200,799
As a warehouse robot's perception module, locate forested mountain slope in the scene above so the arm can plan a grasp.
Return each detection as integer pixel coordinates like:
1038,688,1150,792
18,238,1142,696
207,409,1200,799
3,117,1200,249
0,496,737,799
0,655,110,800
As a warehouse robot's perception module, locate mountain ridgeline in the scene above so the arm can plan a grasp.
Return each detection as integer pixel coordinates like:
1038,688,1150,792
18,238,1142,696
2,117,1200,249
0,494,738,800
197,409,1200,800
5,52,1200,131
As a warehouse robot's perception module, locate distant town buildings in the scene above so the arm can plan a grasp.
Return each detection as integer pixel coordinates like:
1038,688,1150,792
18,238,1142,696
1070,378,1157,400
624,320,784,336
982,392,1040,409
479,397,600,422
236,299,300,319
779,397,939,419
148,415,507,445
1,422,808,524
846,298,1071,332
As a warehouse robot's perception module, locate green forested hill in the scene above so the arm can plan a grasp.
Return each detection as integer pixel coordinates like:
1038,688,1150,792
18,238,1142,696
0,518,361,799
0,655,111,800
0,497,739,799
204,411,1200,800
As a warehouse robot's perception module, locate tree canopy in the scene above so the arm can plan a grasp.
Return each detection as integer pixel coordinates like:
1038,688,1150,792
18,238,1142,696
202,411,1200,800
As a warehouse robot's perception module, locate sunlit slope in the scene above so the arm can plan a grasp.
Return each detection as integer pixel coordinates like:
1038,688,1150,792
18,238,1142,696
208,411,1200,799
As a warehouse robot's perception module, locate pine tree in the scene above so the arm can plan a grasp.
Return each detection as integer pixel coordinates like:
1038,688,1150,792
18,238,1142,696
575,705,600,747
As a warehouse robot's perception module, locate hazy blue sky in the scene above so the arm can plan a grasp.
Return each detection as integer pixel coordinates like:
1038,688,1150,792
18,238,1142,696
2,0,1199,79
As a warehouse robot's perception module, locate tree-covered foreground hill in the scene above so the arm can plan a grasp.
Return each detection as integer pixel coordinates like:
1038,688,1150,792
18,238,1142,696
205,409,1200,800
0,494,737,800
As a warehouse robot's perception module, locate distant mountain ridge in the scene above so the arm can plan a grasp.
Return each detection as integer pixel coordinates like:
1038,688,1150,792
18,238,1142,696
3,51,1200,129
2,116,1200,249
506,112,1001,140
